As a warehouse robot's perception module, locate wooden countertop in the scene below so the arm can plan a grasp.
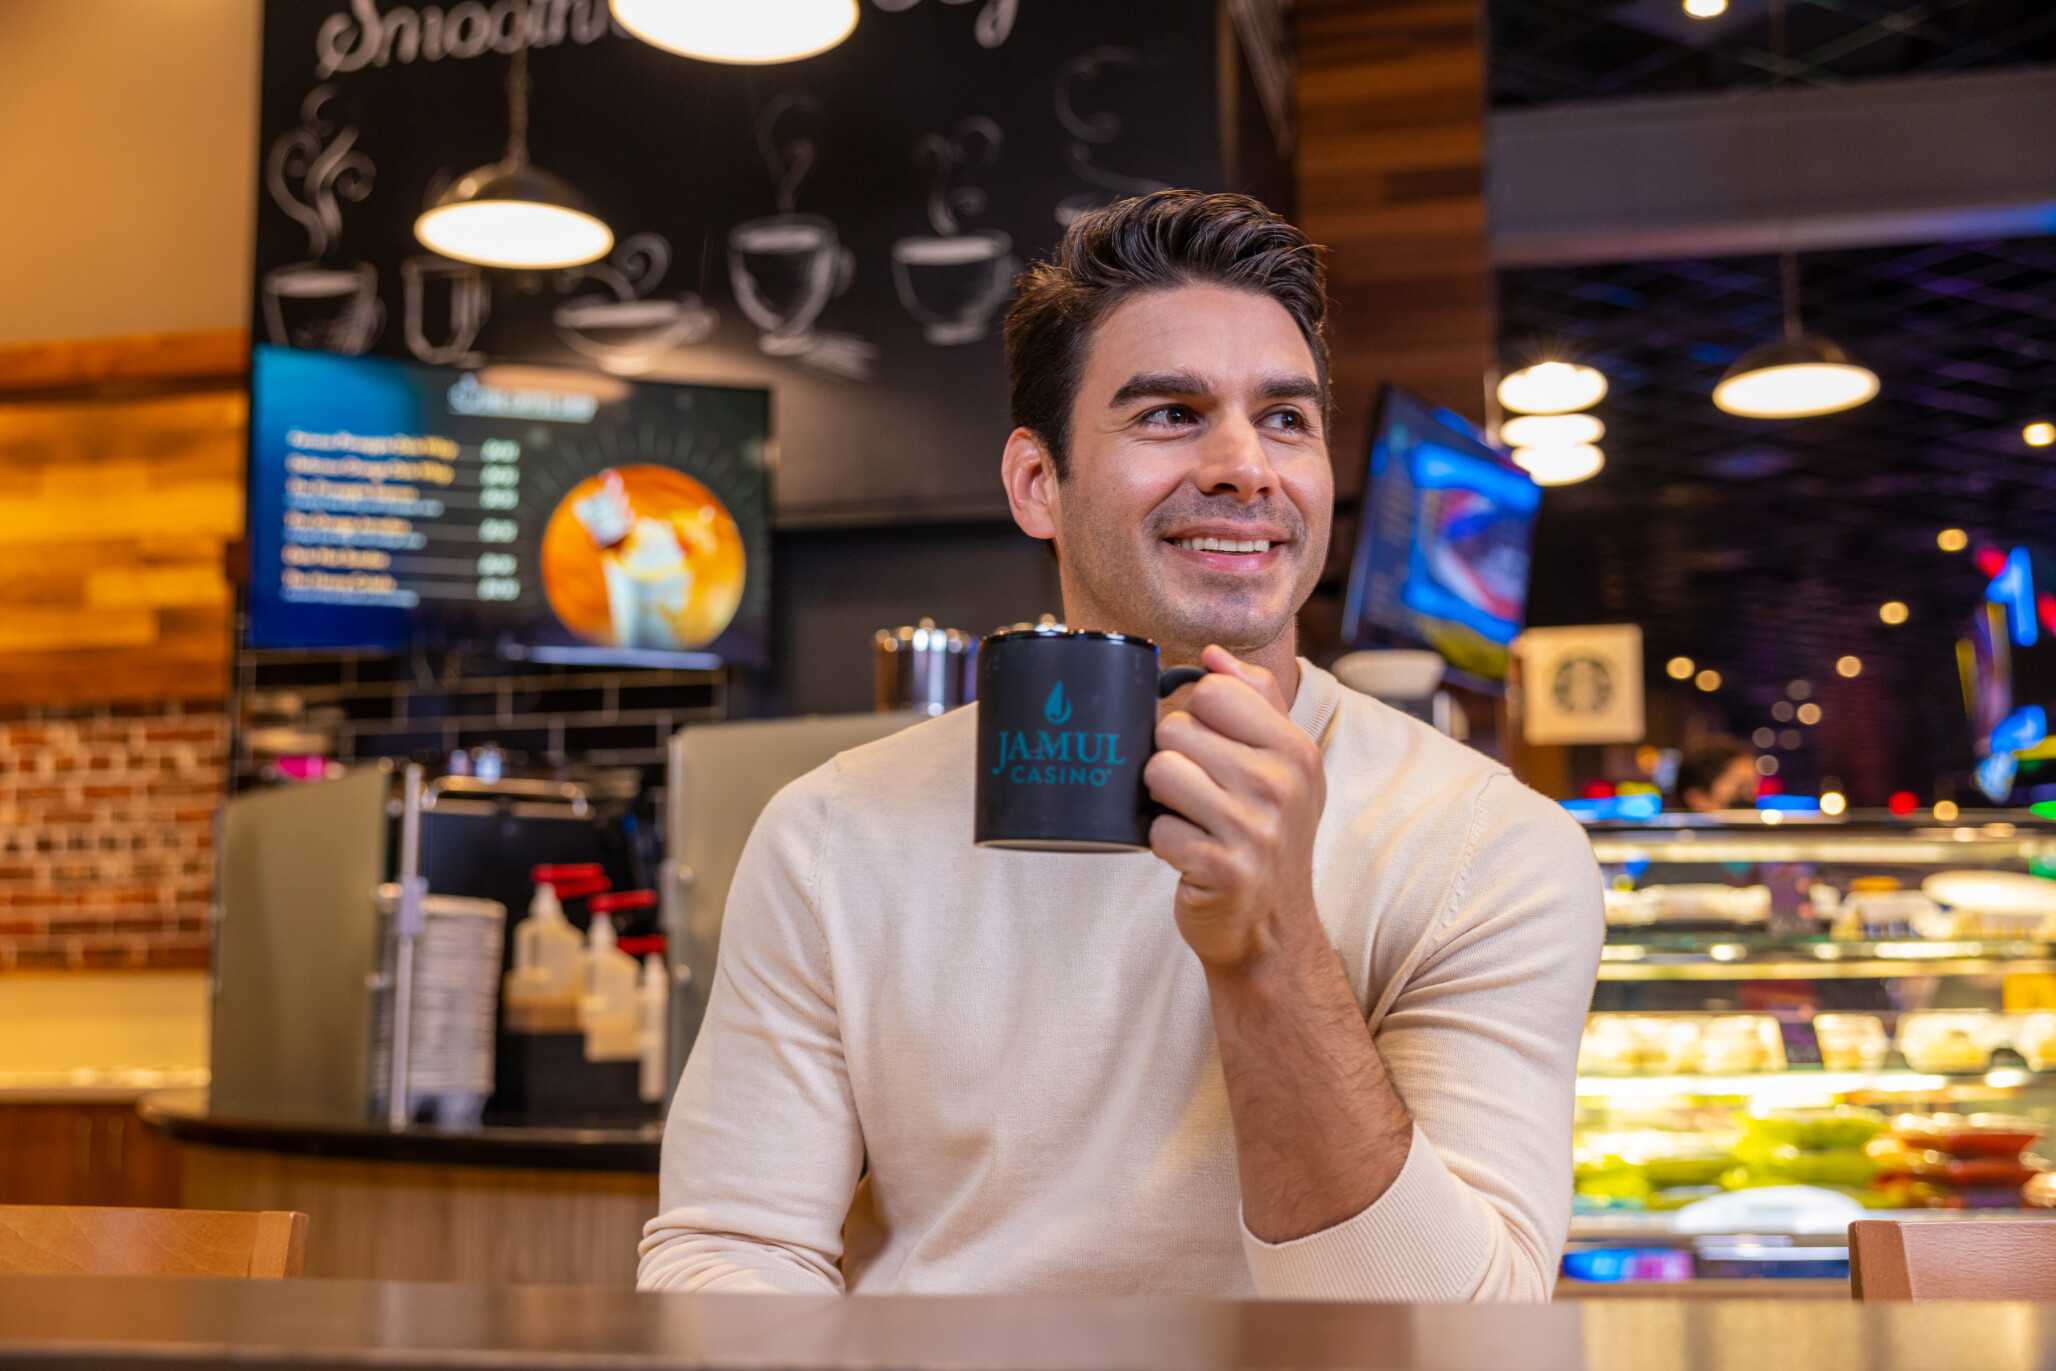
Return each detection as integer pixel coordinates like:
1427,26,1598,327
139,1088,662,1171
2,1277,2054,1370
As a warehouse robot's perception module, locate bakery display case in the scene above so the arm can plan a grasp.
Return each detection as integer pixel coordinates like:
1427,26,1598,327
1564,810,2056,1289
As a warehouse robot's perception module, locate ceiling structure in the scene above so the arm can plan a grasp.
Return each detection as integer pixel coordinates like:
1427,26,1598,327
1486,4,2056,794
1490,0,2056,108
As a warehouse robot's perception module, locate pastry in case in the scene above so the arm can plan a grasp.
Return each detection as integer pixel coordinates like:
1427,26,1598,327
1897,1012,2003,1073
1813,1013,1890,1071
1696,1014,1786,1073
1640,884,1772,926
1889,1112,2046,1159
1578,1014,1700,1075
2015,1013,2056,1072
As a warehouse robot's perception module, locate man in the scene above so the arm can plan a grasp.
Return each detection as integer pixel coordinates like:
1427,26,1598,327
638,191,1603,1301
1676,736,1759,813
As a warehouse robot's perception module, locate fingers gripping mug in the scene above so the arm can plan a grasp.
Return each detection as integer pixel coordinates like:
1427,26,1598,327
974,626,1206,852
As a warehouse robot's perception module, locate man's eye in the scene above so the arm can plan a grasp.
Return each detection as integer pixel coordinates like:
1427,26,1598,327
1262,408,1307,431
1139,405,1197,428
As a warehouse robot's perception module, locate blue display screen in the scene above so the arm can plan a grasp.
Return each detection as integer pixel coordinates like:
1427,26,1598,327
1341,386,1540,682
1960,543,2056,802
246,346,771,666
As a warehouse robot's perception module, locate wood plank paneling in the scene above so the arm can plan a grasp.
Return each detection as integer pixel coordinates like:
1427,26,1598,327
0,332,247,394
178,1144,655,1288
0,333,248,708
1295,0,1493,499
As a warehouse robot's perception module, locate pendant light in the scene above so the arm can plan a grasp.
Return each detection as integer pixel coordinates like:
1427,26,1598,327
1496,361,1608,416
415,47,613,270
1512,444,1606,487
611,0,860,64
1711,0,1877,420
1713,253,1879,418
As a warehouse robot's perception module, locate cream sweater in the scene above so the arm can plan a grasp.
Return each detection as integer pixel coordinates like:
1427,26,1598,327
638,661,1603,1300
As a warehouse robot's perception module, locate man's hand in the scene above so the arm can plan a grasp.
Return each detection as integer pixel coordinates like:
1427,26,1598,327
1145,644,1327,972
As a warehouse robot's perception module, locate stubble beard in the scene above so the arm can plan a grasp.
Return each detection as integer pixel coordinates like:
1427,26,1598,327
1055,510,1306,663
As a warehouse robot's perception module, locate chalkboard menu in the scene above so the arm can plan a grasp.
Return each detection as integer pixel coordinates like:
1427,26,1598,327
253,1,1247,525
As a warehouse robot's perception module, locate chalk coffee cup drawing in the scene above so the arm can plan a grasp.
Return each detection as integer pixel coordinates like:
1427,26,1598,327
975,626,1207,852
263,261,383,354
554,297,718,374
728,213,854,356
891,229,1017,345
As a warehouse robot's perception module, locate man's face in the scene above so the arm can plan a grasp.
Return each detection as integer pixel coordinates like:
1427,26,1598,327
1038,284,1333,658
1710,755,1761,809
1688,755,1761,812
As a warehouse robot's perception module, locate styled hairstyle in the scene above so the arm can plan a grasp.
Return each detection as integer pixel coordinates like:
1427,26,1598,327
1002,189,1329,480
1676,736,1753,802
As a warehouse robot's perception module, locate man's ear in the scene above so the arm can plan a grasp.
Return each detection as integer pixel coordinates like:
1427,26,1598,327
1001,426,1059,546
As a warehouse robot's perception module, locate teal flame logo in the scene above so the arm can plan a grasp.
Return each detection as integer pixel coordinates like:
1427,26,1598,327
1043,681,1073,726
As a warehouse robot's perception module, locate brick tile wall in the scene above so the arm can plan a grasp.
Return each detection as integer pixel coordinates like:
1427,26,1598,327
0,703,226,971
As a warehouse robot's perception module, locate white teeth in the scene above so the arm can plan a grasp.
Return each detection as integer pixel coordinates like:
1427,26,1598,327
1174,536,1271,554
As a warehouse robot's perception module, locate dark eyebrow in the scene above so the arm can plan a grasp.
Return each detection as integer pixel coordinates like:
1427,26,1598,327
1258,374,1323,403
1109,371,1212,408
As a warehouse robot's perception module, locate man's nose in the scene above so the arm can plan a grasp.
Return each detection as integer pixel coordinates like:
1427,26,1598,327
1193,412,1277,503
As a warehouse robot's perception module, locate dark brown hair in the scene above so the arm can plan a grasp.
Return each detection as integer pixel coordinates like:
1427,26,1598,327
1002,190,1329,480
1677,735,1753,802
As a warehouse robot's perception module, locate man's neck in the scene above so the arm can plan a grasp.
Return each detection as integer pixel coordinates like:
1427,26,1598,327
1059,605,1302,708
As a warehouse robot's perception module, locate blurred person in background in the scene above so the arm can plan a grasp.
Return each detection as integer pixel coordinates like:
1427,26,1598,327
1675,736,1758,813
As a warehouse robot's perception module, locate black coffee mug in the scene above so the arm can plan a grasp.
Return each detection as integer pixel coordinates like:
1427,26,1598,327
974,626,1207,852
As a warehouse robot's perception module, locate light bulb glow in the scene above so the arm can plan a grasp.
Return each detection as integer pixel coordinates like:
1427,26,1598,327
1684,0,1728,14
2026,421,2056,448
1666,656,1696,681
1695,669,1722,692
1880,600,1910,626
1496,362,1608,415
1938,528,1968,552
1752,727,1776,749
1756,754,1779,776
1797,702,1823,726
1500,413,1604,448
1779,729,1802,750
1836,655,1863,678
1934,800,1960,821
611,0,859,63
1713,361,1879,419
1820,791,1848,816
414,200,613,269
1511,443,1605,486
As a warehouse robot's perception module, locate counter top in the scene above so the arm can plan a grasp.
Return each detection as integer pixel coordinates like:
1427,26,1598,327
139,1089,661,1172
2,1277,2054,1370
0,1067,208,1104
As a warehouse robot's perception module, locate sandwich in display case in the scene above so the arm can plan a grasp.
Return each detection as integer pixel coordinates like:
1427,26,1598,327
1564,810,2056,1290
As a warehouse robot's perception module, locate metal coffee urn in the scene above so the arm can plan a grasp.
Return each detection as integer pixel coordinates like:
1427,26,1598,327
873,618,976,716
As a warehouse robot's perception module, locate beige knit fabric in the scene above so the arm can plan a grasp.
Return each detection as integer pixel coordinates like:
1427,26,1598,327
639,661,1602,1300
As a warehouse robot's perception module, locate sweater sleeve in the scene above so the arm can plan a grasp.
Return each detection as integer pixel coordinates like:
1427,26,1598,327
1240,773,1603,1301
637,774,862,1294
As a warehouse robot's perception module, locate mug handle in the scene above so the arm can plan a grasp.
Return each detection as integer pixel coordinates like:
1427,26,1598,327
1158,666,1206,697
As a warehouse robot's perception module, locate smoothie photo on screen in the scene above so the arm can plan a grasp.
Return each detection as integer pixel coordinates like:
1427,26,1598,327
542,465,747,651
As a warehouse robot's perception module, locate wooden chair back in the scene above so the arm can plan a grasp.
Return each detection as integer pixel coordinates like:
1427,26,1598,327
1849,1218,2056,1300
0,1205,307,1278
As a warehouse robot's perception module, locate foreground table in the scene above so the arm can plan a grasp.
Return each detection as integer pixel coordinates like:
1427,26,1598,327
2,1277,2055,1370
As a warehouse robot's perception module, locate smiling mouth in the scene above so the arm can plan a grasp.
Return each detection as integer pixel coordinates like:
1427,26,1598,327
1169,535,1272,554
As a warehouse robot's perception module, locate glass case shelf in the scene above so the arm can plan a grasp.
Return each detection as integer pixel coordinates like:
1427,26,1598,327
1577,1066,2052,1105
1586,809,2056,868
1599,937,2056,980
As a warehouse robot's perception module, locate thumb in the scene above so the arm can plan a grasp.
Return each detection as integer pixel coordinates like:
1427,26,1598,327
1199,644,1289,715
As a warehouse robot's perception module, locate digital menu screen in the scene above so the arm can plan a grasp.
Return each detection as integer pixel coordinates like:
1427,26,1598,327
1341,385,1540,683
1959,543,2056,802
246,346,771,666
